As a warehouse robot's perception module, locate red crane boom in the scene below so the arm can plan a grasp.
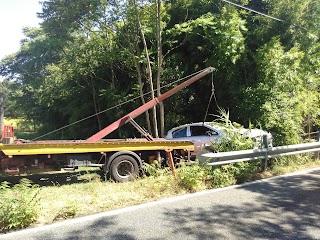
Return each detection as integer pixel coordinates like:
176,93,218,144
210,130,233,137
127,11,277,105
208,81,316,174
86,67,215,143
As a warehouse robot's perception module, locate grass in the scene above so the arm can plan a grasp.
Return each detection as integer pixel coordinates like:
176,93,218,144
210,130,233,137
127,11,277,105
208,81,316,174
0,179,40,232
269,154,320,175
35,174,187,226
1,155,320,232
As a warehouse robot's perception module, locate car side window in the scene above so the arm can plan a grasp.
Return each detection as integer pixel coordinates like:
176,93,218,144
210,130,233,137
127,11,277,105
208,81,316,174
172,127,187,138
190,126,217,136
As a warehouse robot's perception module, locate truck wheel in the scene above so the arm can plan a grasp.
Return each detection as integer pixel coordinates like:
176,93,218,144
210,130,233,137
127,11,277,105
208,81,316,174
110,155,139,182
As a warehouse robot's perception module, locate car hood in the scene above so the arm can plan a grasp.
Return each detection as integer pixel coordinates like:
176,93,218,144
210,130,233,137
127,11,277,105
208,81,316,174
239,128,271,138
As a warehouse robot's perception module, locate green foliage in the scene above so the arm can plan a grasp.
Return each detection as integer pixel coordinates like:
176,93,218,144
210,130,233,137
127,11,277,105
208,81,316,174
240,0,320,146
270,154,316,175
167,7,246,70
272,154,313,168
143,161,170,178
228,162,259,183
206,165,237,188
176,164,207,192
143,159,243,192
0,0,319,143
251,39,317,145
214,127,255,152
205,161,258,188
176,161,259,191
0,179,40,233
211,108,256,152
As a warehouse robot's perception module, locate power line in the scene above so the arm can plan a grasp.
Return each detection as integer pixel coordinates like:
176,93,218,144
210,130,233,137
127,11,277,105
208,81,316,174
220,0,315,34
220,0,283,22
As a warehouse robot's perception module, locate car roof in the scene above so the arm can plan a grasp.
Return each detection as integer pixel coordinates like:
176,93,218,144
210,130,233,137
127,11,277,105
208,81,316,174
168,122,226,132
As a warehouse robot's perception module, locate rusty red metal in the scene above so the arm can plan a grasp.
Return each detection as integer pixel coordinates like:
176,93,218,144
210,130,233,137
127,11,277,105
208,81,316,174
2,125,14,139
86,67,215,143
166,149,176,176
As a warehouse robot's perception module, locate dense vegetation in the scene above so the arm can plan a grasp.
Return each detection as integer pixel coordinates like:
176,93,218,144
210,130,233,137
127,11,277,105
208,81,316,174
0,0,319,145
1,155,319,233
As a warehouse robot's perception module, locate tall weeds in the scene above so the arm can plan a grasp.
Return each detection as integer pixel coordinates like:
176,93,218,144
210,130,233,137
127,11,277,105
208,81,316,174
0,178,40,233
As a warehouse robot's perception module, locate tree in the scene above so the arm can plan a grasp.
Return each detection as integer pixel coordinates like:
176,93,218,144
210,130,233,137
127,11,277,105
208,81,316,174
0,0,318,144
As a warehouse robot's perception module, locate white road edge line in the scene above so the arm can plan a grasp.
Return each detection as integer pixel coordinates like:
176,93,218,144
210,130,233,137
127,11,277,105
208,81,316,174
1,166,320,237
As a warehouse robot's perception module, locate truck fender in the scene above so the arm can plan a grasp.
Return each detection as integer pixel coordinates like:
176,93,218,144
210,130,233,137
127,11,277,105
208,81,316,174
104,151,142,173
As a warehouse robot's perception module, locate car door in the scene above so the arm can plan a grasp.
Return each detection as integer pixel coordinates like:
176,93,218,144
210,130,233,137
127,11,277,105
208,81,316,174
189,125,219,153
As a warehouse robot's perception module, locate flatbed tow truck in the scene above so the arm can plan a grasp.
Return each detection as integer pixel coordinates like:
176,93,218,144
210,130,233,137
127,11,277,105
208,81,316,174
0,67,215,181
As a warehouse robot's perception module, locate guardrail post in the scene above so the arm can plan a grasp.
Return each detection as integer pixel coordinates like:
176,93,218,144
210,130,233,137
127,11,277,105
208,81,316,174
314,131,320,160
261,135,268,171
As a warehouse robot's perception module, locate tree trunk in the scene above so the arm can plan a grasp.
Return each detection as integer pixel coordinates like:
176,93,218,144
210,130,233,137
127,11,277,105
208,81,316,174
156,0,165,137
134,0,159,137
86,75,102,130
134,49,152,134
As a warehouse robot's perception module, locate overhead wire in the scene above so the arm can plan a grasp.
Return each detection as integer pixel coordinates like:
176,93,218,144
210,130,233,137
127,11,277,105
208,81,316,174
220,0,283,22
220,0,315,35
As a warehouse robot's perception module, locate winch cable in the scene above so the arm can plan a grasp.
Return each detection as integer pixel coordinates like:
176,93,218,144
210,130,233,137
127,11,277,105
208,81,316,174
32,69,206,141
203,72,220,124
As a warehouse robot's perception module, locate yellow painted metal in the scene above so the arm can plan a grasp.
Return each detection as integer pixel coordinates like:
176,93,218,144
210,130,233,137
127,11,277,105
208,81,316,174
0,140,194,156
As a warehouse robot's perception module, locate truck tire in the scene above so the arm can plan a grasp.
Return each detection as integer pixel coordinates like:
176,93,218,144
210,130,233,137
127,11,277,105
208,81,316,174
110,155,139,182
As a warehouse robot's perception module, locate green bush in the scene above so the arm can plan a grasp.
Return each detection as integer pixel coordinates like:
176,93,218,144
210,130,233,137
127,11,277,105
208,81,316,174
176,162,253,191
0,178,40,233
206,165,237,188
210,109,256,152
143,161,167,177
212,126,255,152
231,162,260,183
176,164,207,192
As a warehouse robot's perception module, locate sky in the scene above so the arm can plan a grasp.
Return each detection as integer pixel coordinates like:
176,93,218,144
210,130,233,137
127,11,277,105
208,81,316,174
0,0,42,61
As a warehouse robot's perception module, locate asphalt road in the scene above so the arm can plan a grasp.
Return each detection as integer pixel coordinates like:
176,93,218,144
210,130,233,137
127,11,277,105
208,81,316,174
1,168,320,240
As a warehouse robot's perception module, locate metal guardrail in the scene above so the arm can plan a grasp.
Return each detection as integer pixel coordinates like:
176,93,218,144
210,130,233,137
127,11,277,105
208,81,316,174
202,132,320,167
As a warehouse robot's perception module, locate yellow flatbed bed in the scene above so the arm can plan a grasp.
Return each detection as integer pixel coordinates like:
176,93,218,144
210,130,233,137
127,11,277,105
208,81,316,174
0,139,194,156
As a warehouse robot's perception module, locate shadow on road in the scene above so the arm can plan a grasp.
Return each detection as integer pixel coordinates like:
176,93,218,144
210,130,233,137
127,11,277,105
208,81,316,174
26,217,136,240
162,169,320,239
